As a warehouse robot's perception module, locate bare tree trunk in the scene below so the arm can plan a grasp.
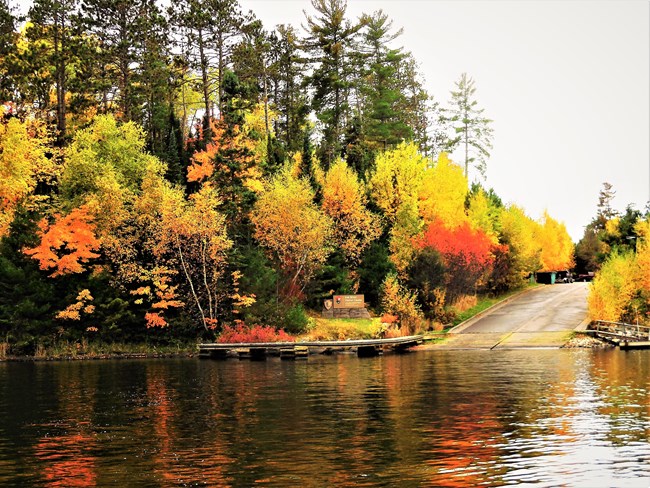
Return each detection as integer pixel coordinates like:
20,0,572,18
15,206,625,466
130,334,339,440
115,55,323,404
176,237,209,332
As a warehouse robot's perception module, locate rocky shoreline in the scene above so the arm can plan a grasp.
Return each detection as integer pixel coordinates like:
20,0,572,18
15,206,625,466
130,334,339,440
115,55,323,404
562,333,612,349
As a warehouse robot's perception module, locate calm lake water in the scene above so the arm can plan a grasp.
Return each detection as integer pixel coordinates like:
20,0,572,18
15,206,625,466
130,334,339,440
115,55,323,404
0,349,649,487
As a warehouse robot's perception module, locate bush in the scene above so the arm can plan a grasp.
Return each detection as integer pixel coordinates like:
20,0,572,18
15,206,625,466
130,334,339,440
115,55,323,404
217,322,294,343
283,303,310,334
380,273,423,335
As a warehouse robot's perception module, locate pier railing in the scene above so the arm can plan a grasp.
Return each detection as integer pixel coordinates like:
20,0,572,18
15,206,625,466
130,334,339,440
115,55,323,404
590,320,650,348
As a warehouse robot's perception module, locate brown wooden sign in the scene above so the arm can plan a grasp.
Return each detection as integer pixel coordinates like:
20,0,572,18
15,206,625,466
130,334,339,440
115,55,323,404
332,295,365,309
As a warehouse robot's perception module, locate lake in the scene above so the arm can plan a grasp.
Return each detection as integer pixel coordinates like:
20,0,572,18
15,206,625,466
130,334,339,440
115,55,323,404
0,349,649,486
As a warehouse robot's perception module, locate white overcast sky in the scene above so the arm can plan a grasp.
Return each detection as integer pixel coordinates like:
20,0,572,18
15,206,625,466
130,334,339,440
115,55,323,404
239,0,650,241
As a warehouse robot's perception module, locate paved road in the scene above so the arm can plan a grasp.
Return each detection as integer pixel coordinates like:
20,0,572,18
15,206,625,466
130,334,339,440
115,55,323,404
433,283,589,349
456,282,589,334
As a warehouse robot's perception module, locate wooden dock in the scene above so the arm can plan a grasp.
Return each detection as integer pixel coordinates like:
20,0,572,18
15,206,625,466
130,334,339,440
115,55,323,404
198,335,424,360
590,321,650,349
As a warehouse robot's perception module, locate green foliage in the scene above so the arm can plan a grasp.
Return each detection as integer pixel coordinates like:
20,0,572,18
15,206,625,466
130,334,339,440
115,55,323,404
406,247,446,318
357,240,395,308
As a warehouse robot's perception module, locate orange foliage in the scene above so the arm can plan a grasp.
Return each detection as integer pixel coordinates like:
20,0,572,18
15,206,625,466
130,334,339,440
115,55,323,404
145,312,168,328
186,118,261,192
187,141,219,182
56,289,94,321
416,219,494,268
24,206,101,277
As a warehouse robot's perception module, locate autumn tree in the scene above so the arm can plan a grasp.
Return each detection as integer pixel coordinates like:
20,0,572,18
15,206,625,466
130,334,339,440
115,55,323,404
24,205,101,277
535,211,575,272
588,250,639,322
498,204,541,284
149,181,232,330
441,73,493,180
369,141,426,222
0,117,52,238
466,185,502,244
419,152,468,227
185,113,261,228
380,272,423,334
416,219,495,303
251,166,333,298
321,159,380,265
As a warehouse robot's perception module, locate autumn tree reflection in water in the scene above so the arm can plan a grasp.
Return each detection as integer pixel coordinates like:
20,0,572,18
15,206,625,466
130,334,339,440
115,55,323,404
0,351,649,486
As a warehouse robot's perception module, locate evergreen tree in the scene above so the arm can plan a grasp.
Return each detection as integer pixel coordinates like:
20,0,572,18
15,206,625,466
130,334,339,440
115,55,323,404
396,53,432,155
441,72,493,180
303,0,362,168
27,0,80,141
268,24,309,153
169,0,216,129
594,181,617,230
361,10,412,150
0,0,16,103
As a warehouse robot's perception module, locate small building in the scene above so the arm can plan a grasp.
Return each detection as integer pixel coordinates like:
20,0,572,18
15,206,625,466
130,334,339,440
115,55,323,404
536,271,557,284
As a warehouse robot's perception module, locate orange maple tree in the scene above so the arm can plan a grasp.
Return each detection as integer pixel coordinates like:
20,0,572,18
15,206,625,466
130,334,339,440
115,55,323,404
24,206,101,277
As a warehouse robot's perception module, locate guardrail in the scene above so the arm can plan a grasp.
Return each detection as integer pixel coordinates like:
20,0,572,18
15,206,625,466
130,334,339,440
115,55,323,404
591,320,650,348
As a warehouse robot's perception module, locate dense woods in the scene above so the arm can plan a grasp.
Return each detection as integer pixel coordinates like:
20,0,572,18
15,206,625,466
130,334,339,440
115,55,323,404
0,0,607,355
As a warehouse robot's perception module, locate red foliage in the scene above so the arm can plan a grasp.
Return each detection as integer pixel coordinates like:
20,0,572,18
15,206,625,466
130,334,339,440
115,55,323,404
415,219,494,267
217,322,294,344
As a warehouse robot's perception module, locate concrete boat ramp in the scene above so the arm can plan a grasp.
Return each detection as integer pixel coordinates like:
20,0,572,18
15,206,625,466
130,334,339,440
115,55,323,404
431,283,590,350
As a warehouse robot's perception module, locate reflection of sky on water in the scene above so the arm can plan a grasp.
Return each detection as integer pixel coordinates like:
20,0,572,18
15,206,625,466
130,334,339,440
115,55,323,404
495,352,650,487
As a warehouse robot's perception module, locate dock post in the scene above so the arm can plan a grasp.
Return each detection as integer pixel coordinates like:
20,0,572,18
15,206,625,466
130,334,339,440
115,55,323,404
250,347,267,360
357,345,381,357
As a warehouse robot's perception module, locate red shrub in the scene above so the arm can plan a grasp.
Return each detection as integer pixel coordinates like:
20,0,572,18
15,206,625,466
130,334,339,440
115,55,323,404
217,322,294,343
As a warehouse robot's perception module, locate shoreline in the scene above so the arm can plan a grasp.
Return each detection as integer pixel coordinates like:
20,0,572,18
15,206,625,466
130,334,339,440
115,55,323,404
0,351,196,362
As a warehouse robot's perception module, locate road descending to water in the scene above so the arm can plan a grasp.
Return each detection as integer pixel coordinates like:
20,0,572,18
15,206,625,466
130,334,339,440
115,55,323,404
437,283,590,349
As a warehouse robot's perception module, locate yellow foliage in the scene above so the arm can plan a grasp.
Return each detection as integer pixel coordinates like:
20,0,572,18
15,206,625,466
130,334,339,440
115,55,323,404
0,118,51,238
56,288,94,321
380,273,423,335
321,159,381,264
536,211,575,272
369,142,426,223
467,189,500,244
499,204,542,275
419,152,468,228
605,217,620,236
588,251,639,322
251,166,333,288
635,218,650,292
389,200,422,275
243,102,277,164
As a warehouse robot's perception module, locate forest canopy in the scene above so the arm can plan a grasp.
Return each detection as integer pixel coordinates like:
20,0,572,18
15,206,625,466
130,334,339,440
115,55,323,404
0,0,583,354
